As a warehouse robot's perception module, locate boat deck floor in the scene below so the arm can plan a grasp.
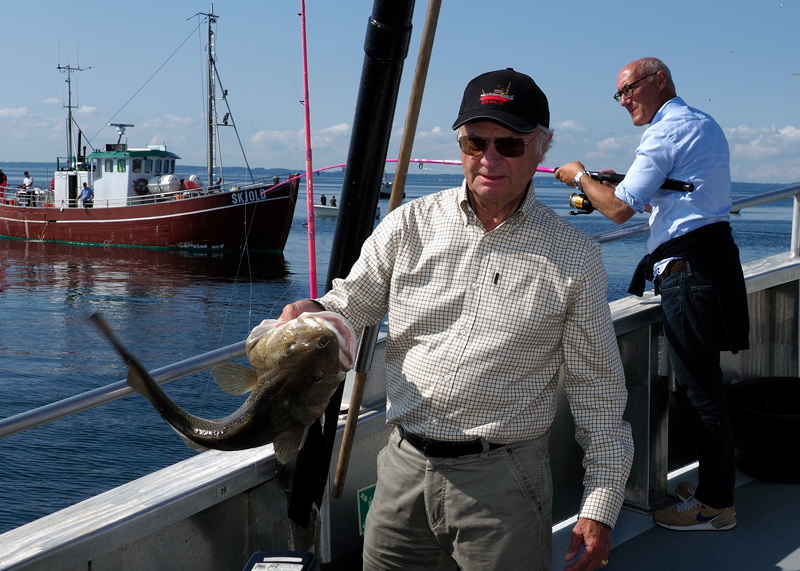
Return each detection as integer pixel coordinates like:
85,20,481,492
552,466,800,571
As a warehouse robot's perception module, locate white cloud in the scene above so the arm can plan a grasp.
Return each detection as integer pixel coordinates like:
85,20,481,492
726,124,800,181
42,98,60,105
554,120,584,131
596,137,623,151
76,106,99,116
0,107,28,119
250,123,349,152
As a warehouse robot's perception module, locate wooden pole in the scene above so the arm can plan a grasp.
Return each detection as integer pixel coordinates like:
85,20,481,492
332,0,442,500
300,0,319,298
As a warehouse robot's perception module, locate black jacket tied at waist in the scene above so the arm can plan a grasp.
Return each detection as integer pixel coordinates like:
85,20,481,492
627,221,750,353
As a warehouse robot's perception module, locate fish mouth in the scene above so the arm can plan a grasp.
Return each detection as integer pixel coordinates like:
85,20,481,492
298,312,356,370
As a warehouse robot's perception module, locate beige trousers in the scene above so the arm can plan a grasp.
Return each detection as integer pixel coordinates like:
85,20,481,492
363,427,552,571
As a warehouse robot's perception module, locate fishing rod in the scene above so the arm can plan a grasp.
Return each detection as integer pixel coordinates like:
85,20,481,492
300,0,318,298
536,167,694,215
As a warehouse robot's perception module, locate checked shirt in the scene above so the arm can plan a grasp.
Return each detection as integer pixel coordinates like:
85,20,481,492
319,179,633,527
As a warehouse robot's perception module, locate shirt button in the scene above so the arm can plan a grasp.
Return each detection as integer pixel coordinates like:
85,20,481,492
472,283,478,289
432,419,438,425
444,374,451,381
460,329,466,335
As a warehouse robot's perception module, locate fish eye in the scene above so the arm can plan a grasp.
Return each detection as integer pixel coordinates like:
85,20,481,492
312,372,325,383
317,338,330,349
284,343,295,356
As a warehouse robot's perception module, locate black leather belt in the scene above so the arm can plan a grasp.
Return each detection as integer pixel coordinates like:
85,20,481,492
399,427,504,458
654,259,687,286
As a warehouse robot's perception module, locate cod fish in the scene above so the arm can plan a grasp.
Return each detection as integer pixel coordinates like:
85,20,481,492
90,311,356,464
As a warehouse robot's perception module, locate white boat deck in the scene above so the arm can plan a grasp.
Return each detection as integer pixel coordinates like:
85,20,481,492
552,466,800,571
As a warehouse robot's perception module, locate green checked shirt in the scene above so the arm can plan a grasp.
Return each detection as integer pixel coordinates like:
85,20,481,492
319,179,633,527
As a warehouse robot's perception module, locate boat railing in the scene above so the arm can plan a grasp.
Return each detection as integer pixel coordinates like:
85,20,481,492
592,182,800,255
1,176,291,209
2,187,55,207
0,182,799,443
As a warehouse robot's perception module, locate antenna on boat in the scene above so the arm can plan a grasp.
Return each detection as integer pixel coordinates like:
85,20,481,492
57,64,90,169
109,123,134,145
194,4,220,190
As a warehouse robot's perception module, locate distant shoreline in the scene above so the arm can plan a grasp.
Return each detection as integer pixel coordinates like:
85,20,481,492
1,162,794,188
0,161,466,183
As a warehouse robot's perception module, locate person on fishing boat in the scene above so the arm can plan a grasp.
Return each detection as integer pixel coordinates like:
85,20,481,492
329,195,337,207
320,193,327,206
20,171,34,189
555,57,749,532
0,169,6,202
78,182,94,208
280,68,633,571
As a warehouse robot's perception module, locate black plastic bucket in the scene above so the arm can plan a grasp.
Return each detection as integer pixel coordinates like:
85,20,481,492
725,377,800,483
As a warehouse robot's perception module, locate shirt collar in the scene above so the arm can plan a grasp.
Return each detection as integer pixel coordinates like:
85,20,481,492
651,96,686,126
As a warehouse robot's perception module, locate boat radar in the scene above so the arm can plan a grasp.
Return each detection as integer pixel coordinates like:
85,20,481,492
109,123,134,145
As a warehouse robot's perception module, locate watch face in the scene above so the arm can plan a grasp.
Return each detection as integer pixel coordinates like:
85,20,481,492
574,171,584,191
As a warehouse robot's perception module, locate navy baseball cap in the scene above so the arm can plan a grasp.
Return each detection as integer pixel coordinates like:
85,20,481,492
452,68,549,133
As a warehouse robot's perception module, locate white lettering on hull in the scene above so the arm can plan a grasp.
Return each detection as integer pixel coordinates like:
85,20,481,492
231,189,272,205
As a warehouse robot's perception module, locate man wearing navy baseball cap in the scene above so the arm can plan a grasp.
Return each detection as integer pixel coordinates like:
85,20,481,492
279,69,632,571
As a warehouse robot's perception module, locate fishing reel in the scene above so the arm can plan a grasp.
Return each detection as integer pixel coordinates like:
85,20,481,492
568,193,595,216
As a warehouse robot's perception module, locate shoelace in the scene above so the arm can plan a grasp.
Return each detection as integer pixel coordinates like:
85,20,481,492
677,497,703,512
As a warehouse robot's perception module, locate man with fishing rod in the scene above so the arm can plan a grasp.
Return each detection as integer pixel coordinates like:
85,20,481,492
280,68,633,571
555,57,749,532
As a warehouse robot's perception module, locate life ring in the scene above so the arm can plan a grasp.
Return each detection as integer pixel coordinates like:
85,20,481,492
134,178,149,195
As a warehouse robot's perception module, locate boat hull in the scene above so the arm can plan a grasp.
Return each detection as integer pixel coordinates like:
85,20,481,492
0,179,299,252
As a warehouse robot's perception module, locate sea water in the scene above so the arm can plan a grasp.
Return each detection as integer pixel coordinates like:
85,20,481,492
0,166,793,533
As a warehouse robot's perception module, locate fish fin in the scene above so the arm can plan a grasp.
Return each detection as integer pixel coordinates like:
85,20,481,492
273,426,306,464
173,428,210,452
210,363,259,396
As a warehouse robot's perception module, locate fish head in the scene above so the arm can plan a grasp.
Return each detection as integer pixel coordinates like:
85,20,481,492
245,311,357,424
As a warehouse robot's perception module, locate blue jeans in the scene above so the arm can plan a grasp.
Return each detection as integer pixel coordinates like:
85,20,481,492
659,261,736,508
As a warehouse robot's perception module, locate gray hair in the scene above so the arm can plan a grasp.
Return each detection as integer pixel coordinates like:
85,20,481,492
635,57,675,89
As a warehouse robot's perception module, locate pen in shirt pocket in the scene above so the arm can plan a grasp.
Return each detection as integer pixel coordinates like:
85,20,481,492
494,272,499,285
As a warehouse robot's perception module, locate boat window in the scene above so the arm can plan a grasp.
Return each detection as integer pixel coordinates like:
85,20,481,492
132,159,142,173
144,159,153,173
167,160,174,173
155,159,162,173
117,160,126,173
105,159,113,173
93,159,102,180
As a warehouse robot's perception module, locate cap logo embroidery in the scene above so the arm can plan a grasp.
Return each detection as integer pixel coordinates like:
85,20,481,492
480,82,514,106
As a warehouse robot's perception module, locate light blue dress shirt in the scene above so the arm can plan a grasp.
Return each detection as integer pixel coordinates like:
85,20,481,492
614,96,731,254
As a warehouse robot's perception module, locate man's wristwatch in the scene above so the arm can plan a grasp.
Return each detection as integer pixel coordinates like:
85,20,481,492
573,170,588,191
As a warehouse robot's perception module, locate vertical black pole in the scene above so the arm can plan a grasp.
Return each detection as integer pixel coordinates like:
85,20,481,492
288,0,415,530
326,0,416,289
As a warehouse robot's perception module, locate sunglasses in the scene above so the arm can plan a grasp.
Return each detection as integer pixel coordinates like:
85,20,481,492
458,134,535,158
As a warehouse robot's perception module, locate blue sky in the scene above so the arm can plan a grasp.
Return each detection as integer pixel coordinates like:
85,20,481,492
2,0,799,183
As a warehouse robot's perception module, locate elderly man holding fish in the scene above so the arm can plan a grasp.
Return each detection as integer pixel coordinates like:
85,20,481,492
281,68,633,571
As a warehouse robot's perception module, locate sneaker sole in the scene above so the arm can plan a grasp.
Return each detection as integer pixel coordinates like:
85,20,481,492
655,516,737,531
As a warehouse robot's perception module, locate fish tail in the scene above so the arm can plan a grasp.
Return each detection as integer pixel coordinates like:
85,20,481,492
90,313,160,405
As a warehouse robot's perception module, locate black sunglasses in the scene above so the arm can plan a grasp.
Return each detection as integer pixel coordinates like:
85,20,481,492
613,72,658,103
458,135,535,158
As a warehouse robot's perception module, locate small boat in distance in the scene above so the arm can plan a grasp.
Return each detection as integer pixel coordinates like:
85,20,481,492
0,13,298,252
313,202,380,219
314,203,339,218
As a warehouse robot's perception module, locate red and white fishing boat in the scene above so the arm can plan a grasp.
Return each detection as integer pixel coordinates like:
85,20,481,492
0,14,298,252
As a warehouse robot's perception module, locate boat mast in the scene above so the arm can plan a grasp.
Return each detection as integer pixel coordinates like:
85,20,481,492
57,64,88,168
206,6,218,187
